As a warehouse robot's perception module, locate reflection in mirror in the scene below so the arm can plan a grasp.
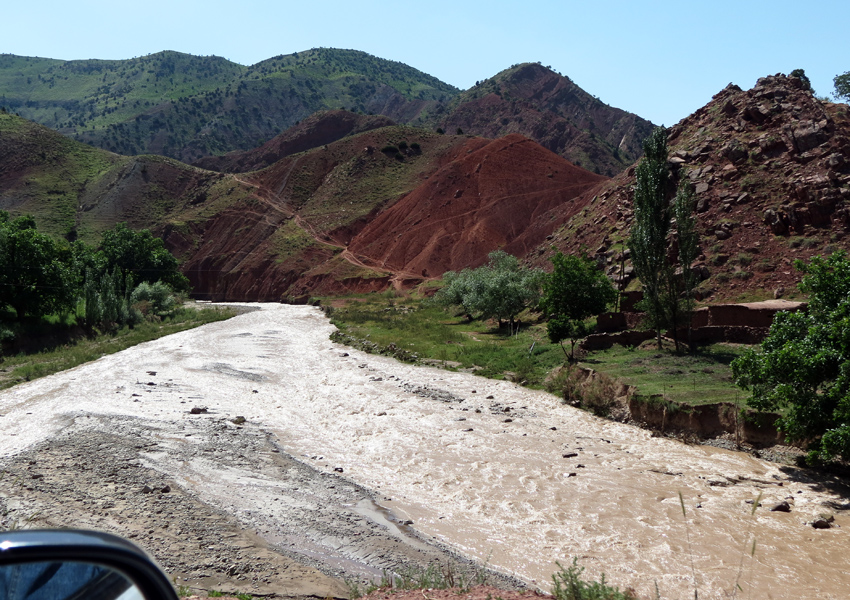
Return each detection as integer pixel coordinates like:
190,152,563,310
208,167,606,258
0,560,143,600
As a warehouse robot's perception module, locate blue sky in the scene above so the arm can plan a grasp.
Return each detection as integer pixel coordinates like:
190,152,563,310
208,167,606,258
5,0,848,126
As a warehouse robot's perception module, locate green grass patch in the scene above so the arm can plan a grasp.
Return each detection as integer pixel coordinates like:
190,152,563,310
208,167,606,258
327,294,566,387
0,305,235,390
268,219,318,262
346,561,489,599
208,591,252,600
578,344,745,406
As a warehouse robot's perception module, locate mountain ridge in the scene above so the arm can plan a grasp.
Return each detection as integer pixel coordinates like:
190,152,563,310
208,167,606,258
425,63,654,176
0,49,649,176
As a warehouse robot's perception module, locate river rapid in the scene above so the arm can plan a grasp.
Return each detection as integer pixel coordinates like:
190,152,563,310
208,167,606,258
0,304,847,599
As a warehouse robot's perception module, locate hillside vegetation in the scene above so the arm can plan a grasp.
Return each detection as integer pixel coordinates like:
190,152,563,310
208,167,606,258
0,111,255,242
0,49,457,162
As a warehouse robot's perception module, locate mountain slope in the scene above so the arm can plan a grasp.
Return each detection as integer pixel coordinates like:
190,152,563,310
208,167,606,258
424,63,655,176
529,74,850,302
193,109,395,173
0,110,607,301
0,111,255,242
348,134,607,277
1,52,648,176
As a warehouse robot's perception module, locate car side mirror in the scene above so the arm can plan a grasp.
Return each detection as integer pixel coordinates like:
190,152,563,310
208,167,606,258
0,529,178,600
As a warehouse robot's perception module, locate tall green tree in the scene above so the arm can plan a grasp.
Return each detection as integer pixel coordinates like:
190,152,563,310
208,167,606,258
671,179,700,349
628,128,699,352
732,251,850,461
99,223,189,292
541,252,617,361
834,71,850,101
0,213,75,319
628,127,671,349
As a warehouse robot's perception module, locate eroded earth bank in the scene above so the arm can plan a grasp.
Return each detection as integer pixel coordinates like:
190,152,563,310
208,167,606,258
1,304,849,599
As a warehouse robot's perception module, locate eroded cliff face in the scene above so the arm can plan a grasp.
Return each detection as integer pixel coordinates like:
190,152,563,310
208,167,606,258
529,74,850,303
348,134,606,277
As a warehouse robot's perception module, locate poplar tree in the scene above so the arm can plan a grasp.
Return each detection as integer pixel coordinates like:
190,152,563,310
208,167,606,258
628,128,699,352
628,127,671,349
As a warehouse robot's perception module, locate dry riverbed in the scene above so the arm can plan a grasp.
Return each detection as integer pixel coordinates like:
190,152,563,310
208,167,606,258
1,304,849,600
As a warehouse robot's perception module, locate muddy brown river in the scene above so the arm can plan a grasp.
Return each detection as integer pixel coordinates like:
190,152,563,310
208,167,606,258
0,304,847,599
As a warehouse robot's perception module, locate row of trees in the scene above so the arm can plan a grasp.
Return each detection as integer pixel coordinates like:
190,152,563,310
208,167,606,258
0,214,188,330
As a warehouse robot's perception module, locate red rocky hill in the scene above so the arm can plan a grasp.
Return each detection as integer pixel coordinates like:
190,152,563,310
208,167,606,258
174,129,607,301
529,74,850,303
348,134,606,278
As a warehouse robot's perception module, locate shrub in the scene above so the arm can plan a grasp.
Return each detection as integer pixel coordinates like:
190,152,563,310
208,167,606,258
546,367,620,417
709,254,729,266
131,281,176,318
551,558,636,600
754,258,775,273
380,145,399,154
735,253,753,266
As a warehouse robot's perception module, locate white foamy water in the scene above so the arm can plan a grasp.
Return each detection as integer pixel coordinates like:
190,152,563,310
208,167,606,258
1,304,847,599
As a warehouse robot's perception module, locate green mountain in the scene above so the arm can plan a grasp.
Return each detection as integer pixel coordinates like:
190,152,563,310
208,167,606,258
0,49,458,163
0,49,655,178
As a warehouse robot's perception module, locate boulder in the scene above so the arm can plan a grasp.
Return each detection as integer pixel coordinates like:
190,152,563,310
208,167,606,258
721,140,748,164
793,121,831,153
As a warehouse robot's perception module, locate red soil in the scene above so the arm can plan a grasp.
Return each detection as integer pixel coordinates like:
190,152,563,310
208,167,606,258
347,134,607,278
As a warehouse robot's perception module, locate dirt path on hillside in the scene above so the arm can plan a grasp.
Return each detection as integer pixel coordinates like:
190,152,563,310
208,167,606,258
1,304,850,600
